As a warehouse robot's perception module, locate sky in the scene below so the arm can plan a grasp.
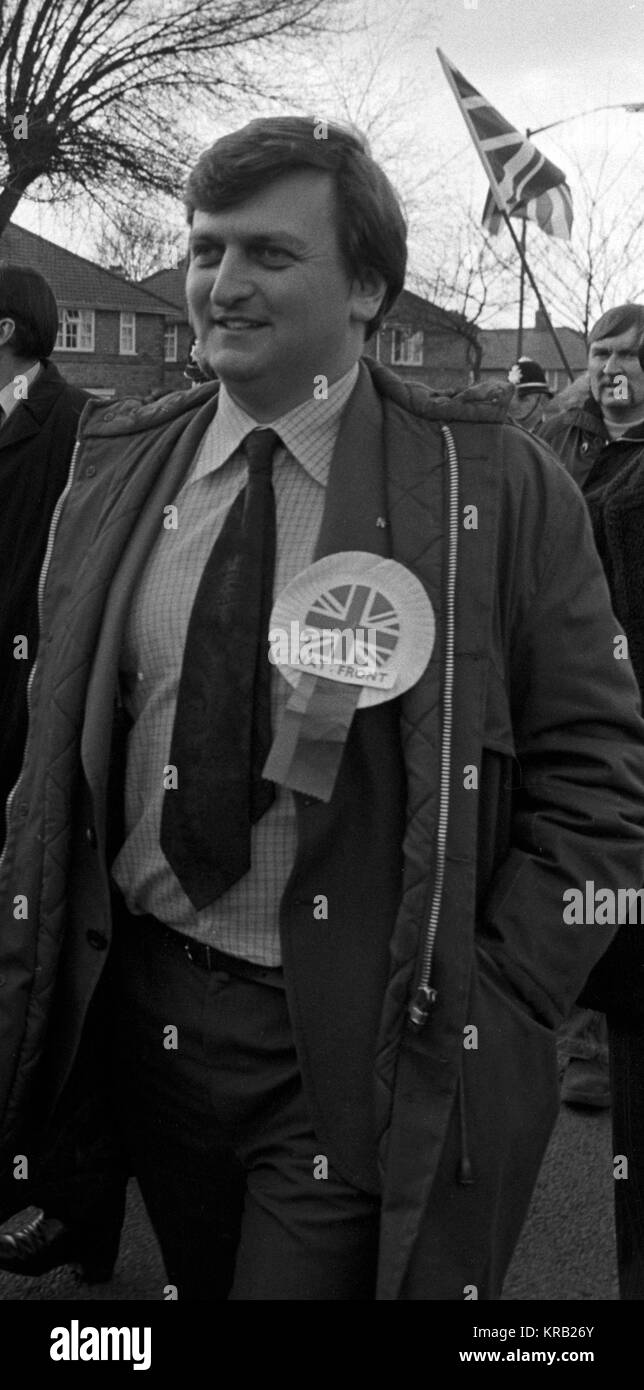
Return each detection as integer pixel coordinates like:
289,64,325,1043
15,0,644,325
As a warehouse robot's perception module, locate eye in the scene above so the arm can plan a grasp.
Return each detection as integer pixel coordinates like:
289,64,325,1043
190,244,223,266
255,245,293,266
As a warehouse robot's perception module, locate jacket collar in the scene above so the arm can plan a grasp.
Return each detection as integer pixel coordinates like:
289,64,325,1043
79,358,514,442
0,360,74,447
553,392,644,445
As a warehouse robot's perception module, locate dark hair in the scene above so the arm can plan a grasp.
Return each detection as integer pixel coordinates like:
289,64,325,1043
184,116,407,334
0,264,59,359
589,303,644,347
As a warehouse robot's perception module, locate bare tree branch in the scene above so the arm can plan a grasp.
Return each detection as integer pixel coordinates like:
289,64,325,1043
0,0,340,233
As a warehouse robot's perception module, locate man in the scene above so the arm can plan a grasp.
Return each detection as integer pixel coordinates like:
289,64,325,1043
1,121,644,1302
537,327,630,1112
506,355,554,431
539,304,644,485
0,264,126,1283
541,304,644,1298
0,265,86,849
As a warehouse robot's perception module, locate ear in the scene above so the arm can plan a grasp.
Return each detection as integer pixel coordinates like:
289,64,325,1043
350,269,387,329
0,317,16,349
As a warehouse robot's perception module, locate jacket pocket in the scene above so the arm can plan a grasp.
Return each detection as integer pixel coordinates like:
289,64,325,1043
475,940,556,1037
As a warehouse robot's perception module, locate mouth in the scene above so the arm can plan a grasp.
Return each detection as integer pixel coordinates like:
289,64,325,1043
212,317,268,333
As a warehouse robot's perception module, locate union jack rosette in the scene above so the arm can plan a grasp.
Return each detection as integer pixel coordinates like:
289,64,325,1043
268,552,435,708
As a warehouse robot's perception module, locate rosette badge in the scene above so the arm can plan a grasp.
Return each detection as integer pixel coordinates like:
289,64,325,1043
264,552,435,799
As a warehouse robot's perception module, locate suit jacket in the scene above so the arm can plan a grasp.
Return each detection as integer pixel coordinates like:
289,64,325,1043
0,360,88,848
2,361,644,1298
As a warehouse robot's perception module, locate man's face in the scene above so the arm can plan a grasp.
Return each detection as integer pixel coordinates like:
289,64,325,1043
588,326,644,423
186,169,382,420
508,389,549,430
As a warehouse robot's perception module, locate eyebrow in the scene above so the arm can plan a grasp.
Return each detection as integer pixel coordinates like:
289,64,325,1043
188,230,307,252
591,342,638,353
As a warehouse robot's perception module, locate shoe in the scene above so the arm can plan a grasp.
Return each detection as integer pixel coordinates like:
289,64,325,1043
561,1057,610,1109
0,1210,116,1283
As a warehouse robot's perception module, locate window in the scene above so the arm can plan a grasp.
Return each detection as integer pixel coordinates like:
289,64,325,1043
55,309,95,352
391,328,424,367
164,324,178,362
119,312,136,355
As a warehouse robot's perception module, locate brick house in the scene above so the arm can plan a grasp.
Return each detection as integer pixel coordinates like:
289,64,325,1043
138,264,193,391
0,223,183,398
478,311,588,395
370,289,476,390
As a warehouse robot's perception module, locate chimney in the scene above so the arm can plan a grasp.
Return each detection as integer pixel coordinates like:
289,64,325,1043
534,308,549,331
108,263,127,278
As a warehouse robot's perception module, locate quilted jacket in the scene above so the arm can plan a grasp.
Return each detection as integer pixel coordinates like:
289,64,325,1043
2,359,644,1300
538,391,644,491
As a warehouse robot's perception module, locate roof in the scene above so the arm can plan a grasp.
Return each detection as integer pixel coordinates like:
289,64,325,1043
388,288,472,332
478,326,587,373
139,265,188,315
0,223,181,317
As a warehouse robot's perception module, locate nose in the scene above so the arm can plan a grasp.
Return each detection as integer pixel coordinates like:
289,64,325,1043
209,247,253,309
605,351,620,375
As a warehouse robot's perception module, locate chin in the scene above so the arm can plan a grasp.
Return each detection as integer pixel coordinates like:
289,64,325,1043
207,351,264,382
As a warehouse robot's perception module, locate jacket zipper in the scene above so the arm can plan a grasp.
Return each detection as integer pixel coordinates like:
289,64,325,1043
0,438,83,874
408,423,459,1028
37,438,82,618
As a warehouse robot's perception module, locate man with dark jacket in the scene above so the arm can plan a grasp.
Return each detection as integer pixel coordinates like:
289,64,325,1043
2,122,644,1303
540,307,644,1116
0,264,126,1283
539,303,644,487
0,266,87,846
541,303,644,1299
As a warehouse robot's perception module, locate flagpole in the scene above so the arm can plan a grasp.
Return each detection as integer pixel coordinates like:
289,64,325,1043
517,214,527,358
499,206,573,380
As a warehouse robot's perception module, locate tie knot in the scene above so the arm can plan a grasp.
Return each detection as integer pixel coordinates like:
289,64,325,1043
243,428,280,476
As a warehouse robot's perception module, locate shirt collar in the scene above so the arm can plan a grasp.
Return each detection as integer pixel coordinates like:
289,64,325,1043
190,362,360,487
0,360,41,420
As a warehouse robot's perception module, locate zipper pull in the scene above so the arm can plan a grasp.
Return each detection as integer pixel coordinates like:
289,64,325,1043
408,984,438,1028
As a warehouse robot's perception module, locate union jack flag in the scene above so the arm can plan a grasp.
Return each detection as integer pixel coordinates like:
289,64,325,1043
305,582,400,670
437,49,573,241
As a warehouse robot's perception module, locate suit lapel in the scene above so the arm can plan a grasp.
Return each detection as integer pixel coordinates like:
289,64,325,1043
0,401,41,448
0,363,66,448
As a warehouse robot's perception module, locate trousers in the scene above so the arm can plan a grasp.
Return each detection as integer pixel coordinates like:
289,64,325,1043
107,908,380,1300
609,1025,644,1299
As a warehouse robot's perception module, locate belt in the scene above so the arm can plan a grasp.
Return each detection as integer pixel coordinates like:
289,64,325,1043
158,918,284,986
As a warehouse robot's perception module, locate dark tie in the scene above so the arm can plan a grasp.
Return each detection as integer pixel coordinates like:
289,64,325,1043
160,428,280,909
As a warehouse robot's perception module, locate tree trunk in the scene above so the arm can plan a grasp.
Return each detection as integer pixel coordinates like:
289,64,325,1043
0,179,29,237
